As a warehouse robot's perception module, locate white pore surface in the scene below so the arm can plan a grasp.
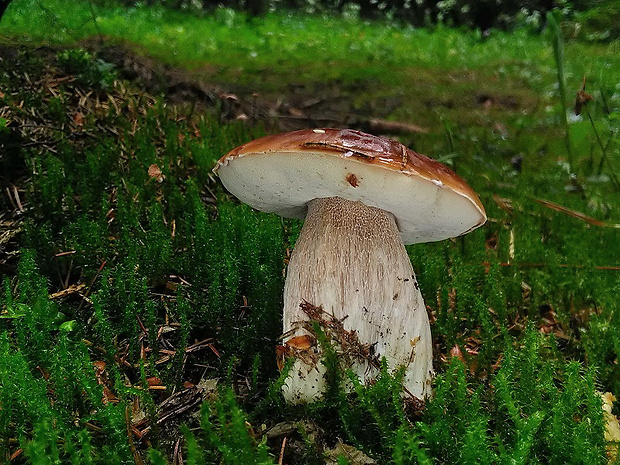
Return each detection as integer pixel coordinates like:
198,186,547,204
282,197,433,404
217,151,483,244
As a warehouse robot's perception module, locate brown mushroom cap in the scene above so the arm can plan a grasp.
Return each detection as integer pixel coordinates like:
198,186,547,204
214,128,486,244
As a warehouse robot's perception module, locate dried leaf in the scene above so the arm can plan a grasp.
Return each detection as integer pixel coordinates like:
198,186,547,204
575,76,593,116
148,163,164,183
449,344,464,362
93,361,119,404
288,107,304,117
147,376,162,386
286,335,316,351
73,112,84,126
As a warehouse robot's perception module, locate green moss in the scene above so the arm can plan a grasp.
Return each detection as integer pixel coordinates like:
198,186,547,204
193,390,274,464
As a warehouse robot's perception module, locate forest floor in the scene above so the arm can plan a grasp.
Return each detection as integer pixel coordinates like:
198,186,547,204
1,2,619,464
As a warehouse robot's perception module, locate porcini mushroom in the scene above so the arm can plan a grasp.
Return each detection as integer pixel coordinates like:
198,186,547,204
214,128,486,404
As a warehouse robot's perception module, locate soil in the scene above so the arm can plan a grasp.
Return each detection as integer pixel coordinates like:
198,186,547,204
88,40,423,134
79,38,535,136
0,38,536,137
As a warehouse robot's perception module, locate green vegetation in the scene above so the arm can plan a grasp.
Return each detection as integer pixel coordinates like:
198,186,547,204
0,1,619,463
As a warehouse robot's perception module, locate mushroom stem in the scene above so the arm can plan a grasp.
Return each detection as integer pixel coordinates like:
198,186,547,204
282,196,433,404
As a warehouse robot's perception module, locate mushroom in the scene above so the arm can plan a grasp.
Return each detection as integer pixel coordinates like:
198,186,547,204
214,128,486,404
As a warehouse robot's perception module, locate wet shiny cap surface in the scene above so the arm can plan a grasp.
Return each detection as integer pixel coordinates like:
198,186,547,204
214,128,486,244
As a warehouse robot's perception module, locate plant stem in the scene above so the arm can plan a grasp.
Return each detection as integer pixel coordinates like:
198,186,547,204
586,110,620,190
87,0,103,42
547,12,573,172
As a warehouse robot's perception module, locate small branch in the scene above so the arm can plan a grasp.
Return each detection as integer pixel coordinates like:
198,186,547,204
76,260,106,311
277,437,287,465
547,12,573,171
482,261,620,271
586,110,620,191
358,117,428,135
531,197,620,228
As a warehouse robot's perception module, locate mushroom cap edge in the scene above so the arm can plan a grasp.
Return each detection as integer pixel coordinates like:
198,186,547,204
214,128,487,244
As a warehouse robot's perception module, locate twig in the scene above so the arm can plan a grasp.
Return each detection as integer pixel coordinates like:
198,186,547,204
54,250,77,257
49,282,86,300
76,260,106,311
531,197,620,228
20,139,63,149
10,448,24,461
585,110,620,191
173,438,183,465
547,12,573,171
482,261,620,271
185,338,215,353
278,437,287,465
364,117,428,134
125,405,146,465
11,186,23,212
83,421,104,433
5,187,17,211
156,388,203,425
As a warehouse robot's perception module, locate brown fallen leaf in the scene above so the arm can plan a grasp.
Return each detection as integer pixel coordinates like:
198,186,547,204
73,112,84,126
148,164,164,183
575,76,593,116
277,334,319,370
449,344,464,362
286,335,316,351
93,361,119,404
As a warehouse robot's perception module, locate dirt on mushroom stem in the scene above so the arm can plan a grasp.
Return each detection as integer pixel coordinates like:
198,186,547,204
281,196,433,404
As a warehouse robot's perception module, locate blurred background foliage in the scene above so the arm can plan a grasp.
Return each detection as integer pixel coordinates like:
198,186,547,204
87,0,620,40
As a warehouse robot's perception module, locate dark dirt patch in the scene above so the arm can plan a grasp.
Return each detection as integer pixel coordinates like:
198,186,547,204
86,39,432,135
